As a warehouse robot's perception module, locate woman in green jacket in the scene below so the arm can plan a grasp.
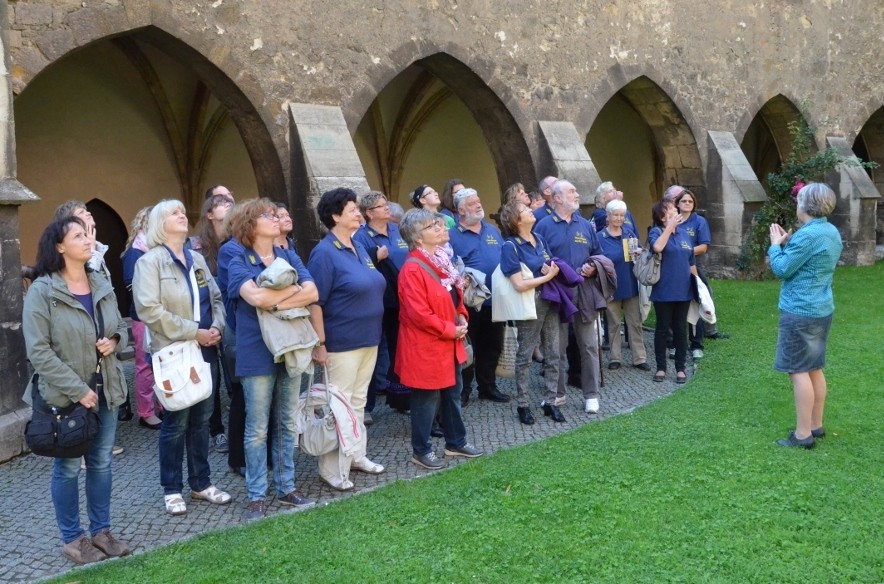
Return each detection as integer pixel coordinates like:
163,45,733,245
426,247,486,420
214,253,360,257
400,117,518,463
23,216,131,565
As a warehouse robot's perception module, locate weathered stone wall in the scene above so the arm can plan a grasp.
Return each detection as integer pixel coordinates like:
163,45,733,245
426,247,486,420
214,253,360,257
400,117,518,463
6,1,884,181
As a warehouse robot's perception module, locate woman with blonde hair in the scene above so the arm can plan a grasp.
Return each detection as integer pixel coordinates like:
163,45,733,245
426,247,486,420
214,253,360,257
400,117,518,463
133,200,231,516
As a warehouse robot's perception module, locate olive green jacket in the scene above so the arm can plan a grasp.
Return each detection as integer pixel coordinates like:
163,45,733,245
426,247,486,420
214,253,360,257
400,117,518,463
22,272,129,409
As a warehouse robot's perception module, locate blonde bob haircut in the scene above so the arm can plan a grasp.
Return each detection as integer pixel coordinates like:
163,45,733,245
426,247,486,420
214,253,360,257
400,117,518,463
146,199,187,248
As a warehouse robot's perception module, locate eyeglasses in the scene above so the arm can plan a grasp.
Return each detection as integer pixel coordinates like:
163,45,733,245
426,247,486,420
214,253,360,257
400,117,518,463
368,204,389,211
421,222,443,232
259,212,279,221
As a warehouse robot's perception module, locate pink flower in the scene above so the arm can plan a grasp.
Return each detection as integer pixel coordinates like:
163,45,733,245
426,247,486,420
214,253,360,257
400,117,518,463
790,179,805,203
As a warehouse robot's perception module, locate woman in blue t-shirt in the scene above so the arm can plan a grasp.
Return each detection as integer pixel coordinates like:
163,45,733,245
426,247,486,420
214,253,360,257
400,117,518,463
498,200,560,425
308,188,387,491
647,200,696,384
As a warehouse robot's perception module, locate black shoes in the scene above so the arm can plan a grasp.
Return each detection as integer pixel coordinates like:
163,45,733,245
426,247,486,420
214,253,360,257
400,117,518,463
634,362,652,371
117,402,133,422
139,416,162,430
460,392,470,407
517,407,535,425
278,490,314,507
541,402,566,423
811,426,826,438
607,362,621,370
776,431,815,449
706,331,730,340
478,388,511,403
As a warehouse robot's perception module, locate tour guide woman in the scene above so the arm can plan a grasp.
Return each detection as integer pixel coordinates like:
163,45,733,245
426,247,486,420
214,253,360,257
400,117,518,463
23,216,131,564
133,200,232,516
396,209,484,470
768,182,843,449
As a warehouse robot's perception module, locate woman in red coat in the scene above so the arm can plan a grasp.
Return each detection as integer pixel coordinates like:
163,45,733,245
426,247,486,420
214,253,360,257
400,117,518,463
396,209,485,471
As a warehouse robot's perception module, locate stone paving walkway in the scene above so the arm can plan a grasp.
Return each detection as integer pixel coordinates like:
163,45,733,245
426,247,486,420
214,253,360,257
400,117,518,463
0,330,692,583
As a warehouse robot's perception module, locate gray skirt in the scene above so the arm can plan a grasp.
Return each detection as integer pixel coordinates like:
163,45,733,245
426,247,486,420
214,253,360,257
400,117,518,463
774,311,833,373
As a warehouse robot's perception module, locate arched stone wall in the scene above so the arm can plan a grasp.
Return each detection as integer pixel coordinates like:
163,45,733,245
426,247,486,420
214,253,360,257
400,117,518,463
348,44,536,194
11,17,287,203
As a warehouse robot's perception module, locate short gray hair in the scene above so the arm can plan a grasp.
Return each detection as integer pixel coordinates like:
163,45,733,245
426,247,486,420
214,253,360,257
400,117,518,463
606,199,627,214
358,191,387,216
454,187,478,211
388,201,405,221
399,208,436,249
797,182,837,217
146,199,187,248
596,181,614,206
538,176,557,191
663,185,684,203
551,179,573,200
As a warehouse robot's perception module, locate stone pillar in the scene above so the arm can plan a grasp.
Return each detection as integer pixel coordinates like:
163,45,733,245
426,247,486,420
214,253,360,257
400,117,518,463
705,130,767,278
537,121,601,208
826,136,880,265
0,1,40,462
288,103,370,253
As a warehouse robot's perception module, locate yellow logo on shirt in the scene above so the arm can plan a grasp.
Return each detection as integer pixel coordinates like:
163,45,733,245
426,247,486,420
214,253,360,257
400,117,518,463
397,239,408,249
681,241,692,250
195,269,209,289
574,232,588,244
485,234,500,245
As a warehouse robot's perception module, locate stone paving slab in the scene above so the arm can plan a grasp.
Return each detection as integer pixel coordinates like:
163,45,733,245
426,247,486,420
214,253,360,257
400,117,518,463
0,330,696,583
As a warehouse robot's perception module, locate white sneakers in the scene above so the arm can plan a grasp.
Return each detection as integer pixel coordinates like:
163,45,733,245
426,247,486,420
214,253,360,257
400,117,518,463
585,398,600,414
692,349,705,359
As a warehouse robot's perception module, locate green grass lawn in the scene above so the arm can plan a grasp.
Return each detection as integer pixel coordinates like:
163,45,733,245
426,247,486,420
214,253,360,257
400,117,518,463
58,264,883,583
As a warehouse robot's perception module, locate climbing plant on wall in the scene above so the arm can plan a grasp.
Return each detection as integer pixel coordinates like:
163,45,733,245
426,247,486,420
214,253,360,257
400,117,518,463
738,120,876,276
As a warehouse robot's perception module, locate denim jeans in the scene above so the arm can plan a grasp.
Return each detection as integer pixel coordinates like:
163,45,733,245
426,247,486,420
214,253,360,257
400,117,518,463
515,297,561,406
242,365,300,501
158,393,213,495
410,363,466,456
51,392,117,544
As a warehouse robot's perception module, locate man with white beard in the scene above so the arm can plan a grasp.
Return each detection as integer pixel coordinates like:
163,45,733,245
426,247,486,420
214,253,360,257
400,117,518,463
448,188,509,406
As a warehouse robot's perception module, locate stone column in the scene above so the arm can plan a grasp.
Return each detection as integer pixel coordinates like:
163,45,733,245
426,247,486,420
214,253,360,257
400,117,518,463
537,121,601,208
825,136,880,266
288,103,370,254
705,130,767,278
0,1,40,462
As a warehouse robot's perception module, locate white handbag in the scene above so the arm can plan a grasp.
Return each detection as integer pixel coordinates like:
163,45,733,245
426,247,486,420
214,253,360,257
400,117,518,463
151,264,212,411
491,258,537,322
152,340,212,411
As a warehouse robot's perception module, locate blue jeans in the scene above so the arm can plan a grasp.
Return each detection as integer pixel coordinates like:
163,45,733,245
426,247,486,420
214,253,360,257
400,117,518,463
242,365,300,500
410,363,466,456
158,393,213,495
51,393,117,544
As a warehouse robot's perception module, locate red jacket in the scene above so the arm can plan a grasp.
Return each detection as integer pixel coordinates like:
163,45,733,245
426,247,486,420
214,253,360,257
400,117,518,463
395,250,469,390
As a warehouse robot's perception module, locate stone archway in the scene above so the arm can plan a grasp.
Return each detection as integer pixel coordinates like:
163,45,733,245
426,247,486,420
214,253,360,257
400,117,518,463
585,75,704,232
352,51,535,209
738,95,811,187
85,199,129,315
853,106,884,244
14,26,286,262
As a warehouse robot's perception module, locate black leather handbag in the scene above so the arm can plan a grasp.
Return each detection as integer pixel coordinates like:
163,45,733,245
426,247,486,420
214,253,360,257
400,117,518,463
25,367,102,459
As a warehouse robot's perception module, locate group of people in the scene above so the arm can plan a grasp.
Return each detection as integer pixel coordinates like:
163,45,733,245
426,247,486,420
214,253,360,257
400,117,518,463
21,172,842,564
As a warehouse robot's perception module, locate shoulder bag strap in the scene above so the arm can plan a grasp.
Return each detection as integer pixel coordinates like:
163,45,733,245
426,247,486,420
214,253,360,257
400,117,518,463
404,256,441,284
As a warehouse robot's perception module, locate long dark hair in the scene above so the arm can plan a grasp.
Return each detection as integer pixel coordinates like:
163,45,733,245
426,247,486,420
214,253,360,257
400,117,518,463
33,216,88,278
195,195,229,273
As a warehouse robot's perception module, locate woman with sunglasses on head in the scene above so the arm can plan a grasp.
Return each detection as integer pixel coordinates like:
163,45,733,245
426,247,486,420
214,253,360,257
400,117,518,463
226,198,319,520
673,189,713,359
23,216,131,564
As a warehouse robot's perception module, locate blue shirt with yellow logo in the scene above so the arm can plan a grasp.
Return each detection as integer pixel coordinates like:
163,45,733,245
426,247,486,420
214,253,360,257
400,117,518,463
598,226,640,300
228,245,314,376
501,234,552,278
448,220,505,289
307,232,386,352
353,222,409,270
648,226,695,302
534,210,602,270
681,212,711,248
